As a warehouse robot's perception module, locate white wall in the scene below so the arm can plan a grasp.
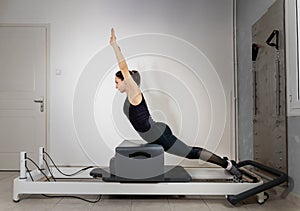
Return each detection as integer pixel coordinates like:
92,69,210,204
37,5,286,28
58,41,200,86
0,0,234,166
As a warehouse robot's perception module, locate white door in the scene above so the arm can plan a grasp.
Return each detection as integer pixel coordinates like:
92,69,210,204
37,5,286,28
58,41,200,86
0,25,48,170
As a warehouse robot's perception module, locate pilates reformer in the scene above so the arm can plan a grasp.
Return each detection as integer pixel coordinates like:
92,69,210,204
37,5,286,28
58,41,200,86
13,140,288,205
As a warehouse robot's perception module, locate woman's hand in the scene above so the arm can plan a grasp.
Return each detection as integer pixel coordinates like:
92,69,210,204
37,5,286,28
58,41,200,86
110,28,117,46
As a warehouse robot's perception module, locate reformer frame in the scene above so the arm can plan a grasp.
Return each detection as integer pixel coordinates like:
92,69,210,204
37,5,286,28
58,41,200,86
13,149,288,205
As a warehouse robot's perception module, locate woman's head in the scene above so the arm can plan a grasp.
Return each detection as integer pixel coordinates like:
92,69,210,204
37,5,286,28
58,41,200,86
115,70,141,93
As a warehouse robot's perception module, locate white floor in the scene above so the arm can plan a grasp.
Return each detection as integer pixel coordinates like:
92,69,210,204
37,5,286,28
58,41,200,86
1,172,299,211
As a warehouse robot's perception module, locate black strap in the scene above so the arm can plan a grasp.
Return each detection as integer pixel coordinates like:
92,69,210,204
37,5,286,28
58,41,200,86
266,30,279,50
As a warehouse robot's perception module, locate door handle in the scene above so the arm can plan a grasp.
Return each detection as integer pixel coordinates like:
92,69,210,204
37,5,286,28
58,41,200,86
33,97,44,112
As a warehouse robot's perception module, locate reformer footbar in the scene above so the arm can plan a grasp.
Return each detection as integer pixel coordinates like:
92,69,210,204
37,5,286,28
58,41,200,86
227,160,288,205
13,140,288,205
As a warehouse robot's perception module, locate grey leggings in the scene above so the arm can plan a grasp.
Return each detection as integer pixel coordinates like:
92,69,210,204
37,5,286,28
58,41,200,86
139,122,228,168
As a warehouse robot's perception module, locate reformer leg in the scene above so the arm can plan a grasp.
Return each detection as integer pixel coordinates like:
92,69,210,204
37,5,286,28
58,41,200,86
256,192,269,205
13,151,28,203
13,184,20,203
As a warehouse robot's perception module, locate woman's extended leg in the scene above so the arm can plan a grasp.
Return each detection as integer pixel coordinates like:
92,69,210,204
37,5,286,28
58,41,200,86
148,122,242,179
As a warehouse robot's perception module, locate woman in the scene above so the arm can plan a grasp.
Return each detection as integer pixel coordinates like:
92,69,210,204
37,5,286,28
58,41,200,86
110,28,242,180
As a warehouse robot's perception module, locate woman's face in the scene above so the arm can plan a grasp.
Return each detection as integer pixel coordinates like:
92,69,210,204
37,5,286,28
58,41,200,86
115,76,126,93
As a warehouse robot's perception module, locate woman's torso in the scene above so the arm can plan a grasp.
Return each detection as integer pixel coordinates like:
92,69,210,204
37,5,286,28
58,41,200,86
123,94,155,133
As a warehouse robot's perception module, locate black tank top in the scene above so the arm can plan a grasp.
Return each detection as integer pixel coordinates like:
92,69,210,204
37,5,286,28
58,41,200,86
123,94,155,133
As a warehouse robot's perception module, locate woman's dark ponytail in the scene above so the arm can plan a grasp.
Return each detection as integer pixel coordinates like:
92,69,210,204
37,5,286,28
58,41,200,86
115,70,141,86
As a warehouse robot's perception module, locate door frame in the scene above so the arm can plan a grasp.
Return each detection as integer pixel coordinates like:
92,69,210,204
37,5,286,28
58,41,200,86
0,23,50,158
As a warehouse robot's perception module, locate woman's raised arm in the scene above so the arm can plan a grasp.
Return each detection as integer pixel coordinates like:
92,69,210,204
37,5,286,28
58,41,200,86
110,28,142,105
110,28,131,80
